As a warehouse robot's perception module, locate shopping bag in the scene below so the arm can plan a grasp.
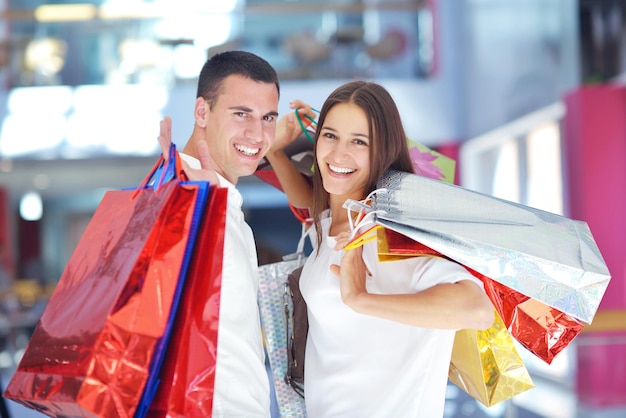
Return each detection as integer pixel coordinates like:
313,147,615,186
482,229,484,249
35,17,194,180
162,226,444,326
257,225,310,417
406,138,455,184
145,186,227,418
477,272,584,364
448,310,535,407
370,169,611,324
4,145,210,417
373,227,584,364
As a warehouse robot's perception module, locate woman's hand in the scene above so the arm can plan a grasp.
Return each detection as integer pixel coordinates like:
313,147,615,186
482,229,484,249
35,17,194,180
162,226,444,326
332,232,369,308
271,100,316,154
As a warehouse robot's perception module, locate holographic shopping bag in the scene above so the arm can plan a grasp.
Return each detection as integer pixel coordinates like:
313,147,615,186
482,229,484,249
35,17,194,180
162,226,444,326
4,145,210,418
371,170,611,325
258,258,307,418
257,224,312,417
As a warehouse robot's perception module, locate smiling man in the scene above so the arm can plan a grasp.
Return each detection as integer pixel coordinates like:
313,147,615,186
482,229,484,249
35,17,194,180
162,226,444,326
159,50,281,417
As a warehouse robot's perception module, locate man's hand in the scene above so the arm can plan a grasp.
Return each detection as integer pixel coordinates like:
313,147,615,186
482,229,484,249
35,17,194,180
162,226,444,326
158,116,174,158
158,116,219,185
191,139,219,185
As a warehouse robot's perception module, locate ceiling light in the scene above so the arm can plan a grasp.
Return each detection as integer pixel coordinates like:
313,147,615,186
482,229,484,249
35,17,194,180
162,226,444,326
34,4,97,22
20,192,43,221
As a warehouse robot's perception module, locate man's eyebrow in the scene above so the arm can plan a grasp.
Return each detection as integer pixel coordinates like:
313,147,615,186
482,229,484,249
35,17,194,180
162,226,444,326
228,106,279,118
228,105,253,112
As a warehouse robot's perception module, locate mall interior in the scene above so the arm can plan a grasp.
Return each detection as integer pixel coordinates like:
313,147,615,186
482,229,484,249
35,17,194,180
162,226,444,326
0,0,625,417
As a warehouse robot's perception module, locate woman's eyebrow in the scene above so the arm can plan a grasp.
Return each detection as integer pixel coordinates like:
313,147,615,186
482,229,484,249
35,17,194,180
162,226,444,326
322,126,368,139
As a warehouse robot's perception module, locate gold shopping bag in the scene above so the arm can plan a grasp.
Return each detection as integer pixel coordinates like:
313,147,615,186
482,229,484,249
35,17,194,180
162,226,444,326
448,310,534,407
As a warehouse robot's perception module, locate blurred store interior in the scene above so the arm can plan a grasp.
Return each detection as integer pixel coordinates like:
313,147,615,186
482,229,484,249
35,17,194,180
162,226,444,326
0,0,625,417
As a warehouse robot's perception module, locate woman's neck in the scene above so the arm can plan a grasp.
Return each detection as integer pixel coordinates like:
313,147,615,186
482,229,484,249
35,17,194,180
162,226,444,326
328,195,355,237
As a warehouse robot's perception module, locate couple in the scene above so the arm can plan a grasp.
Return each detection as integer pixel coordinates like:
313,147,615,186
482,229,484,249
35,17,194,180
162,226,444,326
160,50,493,417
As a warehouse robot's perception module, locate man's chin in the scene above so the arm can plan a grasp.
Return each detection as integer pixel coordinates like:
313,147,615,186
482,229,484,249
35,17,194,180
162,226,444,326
237,165,261,179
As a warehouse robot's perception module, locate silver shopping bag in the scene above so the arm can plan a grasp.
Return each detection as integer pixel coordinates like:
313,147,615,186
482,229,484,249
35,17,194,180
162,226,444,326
368,170,611,324
257,223,312,418
258,257,306,418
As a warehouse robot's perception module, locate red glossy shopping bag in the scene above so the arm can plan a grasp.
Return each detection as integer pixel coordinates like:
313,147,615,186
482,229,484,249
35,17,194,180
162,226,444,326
3,146,210,417
146,186,227,418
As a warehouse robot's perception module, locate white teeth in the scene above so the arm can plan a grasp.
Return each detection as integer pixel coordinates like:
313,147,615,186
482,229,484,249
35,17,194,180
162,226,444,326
235,144,259,156
329,164,355,174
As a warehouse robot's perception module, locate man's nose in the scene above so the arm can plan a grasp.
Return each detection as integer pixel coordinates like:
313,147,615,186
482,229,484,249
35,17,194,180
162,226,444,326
244,119,264,142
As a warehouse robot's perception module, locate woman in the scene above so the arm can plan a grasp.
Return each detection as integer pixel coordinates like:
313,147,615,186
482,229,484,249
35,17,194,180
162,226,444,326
267,81,494,417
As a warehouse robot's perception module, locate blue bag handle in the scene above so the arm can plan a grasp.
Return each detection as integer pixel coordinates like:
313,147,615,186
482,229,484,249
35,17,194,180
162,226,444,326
133,143,182,198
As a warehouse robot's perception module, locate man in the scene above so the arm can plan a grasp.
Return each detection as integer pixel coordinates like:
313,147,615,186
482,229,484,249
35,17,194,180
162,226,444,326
158,50,290,417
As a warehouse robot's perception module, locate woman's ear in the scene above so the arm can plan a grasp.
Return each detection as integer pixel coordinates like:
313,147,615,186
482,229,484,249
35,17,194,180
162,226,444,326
194,97,208,128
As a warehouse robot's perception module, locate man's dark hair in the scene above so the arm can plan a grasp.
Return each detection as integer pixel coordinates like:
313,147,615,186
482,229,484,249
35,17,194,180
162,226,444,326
196,50,280,108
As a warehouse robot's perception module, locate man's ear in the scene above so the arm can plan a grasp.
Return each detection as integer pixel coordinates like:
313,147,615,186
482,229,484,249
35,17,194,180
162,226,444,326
194,97,208,128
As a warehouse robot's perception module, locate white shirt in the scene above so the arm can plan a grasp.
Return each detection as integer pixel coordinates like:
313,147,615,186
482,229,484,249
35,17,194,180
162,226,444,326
301,213,481,418
181,153,270,417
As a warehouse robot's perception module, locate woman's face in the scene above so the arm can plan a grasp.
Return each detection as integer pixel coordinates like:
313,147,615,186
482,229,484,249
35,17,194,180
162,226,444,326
316,103,371,202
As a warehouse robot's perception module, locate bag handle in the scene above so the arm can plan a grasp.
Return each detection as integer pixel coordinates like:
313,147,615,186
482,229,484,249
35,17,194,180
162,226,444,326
133,143,184,198
283,220,313,264
295,107,319,144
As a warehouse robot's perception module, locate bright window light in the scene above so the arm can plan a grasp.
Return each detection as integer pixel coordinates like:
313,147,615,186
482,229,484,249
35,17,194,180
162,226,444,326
172,45,207,79
7,86,73,114
66,111,160,155
492,138,520,202
20,192,43,221
99,0,160,19
526,122,563,214
155,14,233,51
0,114,65,157
154,0,240,14
73,84,168,113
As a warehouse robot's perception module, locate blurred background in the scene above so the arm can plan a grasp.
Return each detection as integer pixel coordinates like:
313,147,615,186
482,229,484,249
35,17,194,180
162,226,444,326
0,0,624,417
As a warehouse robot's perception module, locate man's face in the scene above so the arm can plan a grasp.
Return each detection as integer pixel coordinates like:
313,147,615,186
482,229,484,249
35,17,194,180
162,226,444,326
200,74,279,184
